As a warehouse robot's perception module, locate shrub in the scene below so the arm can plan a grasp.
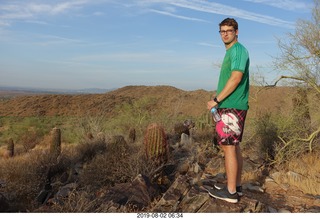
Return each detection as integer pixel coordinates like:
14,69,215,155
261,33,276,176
254,113,279,162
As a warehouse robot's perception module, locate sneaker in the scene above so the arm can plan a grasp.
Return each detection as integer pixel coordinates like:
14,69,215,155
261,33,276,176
214,183,243,197
208,187,239,203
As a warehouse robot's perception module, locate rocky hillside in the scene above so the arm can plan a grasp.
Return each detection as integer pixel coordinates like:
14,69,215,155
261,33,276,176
0,85,319,213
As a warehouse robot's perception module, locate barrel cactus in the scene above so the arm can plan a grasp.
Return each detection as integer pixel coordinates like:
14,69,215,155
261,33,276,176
7,138,14,157
144,123,168,163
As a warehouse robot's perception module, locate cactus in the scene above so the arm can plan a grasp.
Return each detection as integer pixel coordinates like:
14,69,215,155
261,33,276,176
196,111,213,131
7,138,14,157
50,127,61,159
144,123,168,163
128,127,136,143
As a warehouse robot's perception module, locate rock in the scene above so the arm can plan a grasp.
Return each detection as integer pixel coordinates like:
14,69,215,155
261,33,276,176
287,171,304,182
278,208,291,213
280,183,290,191
0,179,6,188
270,171,281,180
198,197,245,213
268,206,278,213
152,175,190,212
103,174,155,211
177,160,190,175
178,186,209,212
244,183,265,193
0,193,10,212
265,176,275,182
180,133,192,146
56,183,78,198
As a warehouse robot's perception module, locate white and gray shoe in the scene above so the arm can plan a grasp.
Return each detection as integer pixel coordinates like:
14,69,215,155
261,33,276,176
214,183,243,197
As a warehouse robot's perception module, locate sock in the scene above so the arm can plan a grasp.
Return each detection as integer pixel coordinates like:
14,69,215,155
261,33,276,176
228,188,236,195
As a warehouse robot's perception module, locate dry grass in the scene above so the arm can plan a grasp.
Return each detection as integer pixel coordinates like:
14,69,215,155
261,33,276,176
0,148,54,211
41,190,99,213
0,130,163,212
270,152,320,195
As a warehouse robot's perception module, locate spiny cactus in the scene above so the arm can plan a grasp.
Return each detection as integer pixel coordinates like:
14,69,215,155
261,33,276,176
196,111,213,131
128,127,136,143
7,138,14,157
50,127,61,159
144,123,168,163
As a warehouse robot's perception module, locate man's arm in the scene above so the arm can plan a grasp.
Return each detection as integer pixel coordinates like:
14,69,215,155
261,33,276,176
207,71,243,110
216,70,243,102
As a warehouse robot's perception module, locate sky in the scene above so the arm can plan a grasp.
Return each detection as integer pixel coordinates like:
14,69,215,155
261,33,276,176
0,0,314,91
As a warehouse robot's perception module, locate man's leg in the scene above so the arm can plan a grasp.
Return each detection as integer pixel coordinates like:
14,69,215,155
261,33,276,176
235,144,243,187
221,145,238,194
208,143,239,203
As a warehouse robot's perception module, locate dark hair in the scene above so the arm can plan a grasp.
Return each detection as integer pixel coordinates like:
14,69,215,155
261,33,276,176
219,18,238,31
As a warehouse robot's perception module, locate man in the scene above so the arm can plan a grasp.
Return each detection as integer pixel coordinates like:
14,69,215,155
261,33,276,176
207,18,250,203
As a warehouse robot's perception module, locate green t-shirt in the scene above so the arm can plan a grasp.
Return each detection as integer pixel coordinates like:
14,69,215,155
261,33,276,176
217,42,250,110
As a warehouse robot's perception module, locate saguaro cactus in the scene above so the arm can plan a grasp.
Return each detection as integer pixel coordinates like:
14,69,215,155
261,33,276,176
144,123,168,163
7,138,14,157
50,127,61,159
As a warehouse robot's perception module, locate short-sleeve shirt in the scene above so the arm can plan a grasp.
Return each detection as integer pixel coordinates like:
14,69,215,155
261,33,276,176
217,42,250,110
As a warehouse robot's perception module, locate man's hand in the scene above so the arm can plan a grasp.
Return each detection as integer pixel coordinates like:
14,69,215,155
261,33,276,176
207,100,217,110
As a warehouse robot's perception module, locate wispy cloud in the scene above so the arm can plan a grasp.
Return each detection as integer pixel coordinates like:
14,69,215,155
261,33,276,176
132,0,296,28
0,0,298,29
34,34,85,46
0,0,92,27
197,42,221,48
149,9,209,23
167,0,295,28
243,0,312,12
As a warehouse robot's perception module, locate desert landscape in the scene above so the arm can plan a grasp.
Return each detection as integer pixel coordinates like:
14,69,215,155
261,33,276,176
0,85,319,213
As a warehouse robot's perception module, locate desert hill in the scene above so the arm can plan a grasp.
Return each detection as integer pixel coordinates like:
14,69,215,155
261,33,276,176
0,85,301,119
0,85,319,213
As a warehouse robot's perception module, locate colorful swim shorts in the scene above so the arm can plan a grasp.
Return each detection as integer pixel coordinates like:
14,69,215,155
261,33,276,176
215,108,247,146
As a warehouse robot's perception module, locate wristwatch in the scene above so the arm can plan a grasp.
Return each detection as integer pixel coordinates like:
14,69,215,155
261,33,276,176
213,97,220,104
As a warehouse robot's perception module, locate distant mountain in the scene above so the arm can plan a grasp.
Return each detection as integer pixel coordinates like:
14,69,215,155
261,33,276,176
0,86,115,94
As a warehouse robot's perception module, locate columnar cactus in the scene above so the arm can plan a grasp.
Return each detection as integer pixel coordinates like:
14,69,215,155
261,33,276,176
50,127,61,159
196,111,213,131
144,123,168,163
128,127,136,143
7,138,14,157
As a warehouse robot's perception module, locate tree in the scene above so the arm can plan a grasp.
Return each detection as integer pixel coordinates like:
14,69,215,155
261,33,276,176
271,0,320,154
273,0,320,90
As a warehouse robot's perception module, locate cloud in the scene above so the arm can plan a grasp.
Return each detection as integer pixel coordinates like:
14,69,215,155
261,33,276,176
0,0,298,29
132,0,297,28
0,0,92,27
243,0,312,12
165,0,295,28
197,42,221,48
149,9,209,23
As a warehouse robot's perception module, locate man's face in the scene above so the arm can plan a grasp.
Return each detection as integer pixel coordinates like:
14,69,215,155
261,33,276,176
219,25,238,45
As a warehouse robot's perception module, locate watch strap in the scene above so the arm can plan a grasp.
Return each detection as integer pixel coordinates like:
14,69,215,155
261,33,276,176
213,97,220,104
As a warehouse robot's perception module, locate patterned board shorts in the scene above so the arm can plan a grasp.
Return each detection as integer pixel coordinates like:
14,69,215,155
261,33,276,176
215,108,247,146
